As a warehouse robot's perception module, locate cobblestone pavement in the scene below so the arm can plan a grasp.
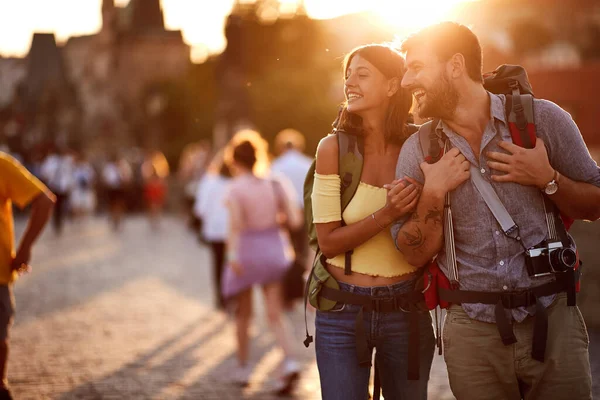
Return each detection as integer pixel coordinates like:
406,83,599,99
8,216,598,399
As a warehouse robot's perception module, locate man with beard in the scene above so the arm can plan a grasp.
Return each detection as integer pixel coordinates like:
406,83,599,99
388,22,600,399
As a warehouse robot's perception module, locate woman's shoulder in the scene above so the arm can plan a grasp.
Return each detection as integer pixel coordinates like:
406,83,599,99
315,134,341,175
316,134,339,159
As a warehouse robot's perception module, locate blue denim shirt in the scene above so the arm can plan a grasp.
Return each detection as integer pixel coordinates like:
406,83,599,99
391,93,600,323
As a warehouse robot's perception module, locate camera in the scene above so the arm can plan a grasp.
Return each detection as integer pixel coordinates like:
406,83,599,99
525,240,577,278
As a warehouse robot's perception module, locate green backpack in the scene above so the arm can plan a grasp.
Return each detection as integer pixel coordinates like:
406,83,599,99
302,128,364,349
301,118,418,347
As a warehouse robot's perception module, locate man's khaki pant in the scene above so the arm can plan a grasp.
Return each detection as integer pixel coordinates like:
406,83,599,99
443,293,592,400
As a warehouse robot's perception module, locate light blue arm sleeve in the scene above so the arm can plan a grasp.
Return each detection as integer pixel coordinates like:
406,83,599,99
534,99,600,187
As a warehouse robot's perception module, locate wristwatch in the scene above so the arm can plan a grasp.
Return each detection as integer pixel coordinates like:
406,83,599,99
542,170,559,195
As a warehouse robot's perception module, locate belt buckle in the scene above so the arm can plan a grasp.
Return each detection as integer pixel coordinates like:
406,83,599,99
501,290,530,309
501,292,514,309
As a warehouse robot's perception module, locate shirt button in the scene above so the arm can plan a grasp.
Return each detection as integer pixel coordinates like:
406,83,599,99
480,168,486,174
503,285,508,290
499,260,505,266
495,230,500,235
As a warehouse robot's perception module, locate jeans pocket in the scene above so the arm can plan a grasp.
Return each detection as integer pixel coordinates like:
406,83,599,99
328,302,347,312
447,305,473,325
442,312,451,355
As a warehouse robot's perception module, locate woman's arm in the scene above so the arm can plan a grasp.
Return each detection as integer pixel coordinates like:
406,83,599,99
314,135,419,259
225,187,244,275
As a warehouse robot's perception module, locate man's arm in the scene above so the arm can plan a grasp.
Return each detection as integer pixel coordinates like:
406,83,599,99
547,174,600,221
390,134,470,267
488,100,600,221
394,186,445,267
394,148,470,266
11,192,55,272
0,153,56,272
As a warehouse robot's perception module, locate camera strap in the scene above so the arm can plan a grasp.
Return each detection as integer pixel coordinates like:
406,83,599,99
470,164,568,250
470,165,522,243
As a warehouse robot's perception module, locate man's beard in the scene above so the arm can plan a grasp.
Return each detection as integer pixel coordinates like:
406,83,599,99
416,73,459,120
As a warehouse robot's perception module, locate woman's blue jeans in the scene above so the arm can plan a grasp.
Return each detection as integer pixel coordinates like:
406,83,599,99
315,279,435,400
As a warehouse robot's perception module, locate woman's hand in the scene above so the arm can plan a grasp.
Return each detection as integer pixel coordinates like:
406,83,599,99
383,177,422,220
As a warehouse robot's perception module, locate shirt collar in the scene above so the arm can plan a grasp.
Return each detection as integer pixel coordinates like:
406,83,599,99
489,92,507,125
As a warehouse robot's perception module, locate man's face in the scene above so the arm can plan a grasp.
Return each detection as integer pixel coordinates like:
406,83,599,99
402,44,459,120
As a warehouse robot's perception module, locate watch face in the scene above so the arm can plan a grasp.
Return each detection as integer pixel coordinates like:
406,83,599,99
544,181,558,195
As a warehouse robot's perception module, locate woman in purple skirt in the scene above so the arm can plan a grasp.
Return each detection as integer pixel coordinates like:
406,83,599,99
222,130,303,394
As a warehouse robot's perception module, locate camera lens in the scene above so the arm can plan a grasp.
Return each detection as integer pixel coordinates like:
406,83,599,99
550,248,577,272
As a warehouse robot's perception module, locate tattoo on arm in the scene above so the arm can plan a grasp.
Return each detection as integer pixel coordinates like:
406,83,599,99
402,226,424,251
425,208,442,226
410,212,420,222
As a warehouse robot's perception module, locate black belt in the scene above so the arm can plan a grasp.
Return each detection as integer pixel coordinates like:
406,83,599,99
439,271,576,363
319,285,424,383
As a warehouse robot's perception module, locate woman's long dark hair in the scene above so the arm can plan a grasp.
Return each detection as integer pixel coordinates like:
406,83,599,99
336,44,413,145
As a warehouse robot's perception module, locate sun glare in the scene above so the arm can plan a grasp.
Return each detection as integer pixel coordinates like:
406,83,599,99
0,0,475,62
304,0,474,29
371,0,472,30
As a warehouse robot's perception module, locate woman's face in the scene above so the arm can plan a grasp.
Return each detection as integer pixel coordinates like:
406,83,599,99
344,54,392,115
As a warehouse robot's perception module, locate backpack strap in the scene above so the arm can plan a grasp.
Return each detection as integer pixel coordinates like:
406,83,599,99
505,92,536,149
505,94,571,243
418,120,460,287
337,131,364,275
303,130,364,346
418,119,442,164
505,93,575,306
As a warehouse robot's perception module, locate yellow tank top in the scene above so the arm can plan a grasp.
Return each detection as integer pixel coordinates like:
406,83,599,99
327,182,418,277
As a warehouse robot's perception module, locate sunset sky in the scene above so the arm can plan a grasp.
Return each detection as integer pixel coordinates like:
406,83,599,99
0,0,474,63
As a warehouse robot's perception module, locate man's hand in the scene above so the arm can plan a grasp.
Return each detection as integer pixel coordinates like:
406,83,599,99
420,148,470,196
10,246,32,275
383,178,422,220
487,138,554,188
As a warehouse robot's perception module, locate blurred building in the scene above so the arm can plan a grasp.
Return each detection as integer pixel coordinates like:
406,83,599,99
63,0,190,151
0,0,190,154
0,58,26,108
528,63,600,150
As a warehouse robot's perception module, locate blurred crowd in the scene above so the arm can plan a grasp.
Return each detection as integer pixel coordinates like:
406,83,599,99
1,143,170,232
2,126,315,394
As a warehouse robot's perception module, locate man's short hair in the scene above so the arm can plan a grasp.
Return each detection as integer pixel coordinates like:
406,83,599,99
401,22,483,83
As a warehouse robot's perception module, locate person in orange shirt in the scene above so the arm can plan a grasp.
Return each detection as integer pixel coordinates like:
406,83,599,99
0,152,55,400
144,165,167,230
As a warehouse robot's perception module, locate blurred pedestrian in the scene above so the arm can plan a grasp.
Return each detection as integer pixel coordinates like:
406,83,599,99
271,129,313,309
0,151,55,400
40,145,74,234
193,150,231,310
221,131,303,394
102,153,132,231
142,150,169,230
178,141,210,231
143,165,167,230
70,153,96,222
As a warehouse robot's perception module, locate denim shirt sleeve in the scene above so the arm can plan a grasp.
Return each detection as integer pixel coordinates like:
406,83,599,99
534,99,600,188
390,132,426,247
